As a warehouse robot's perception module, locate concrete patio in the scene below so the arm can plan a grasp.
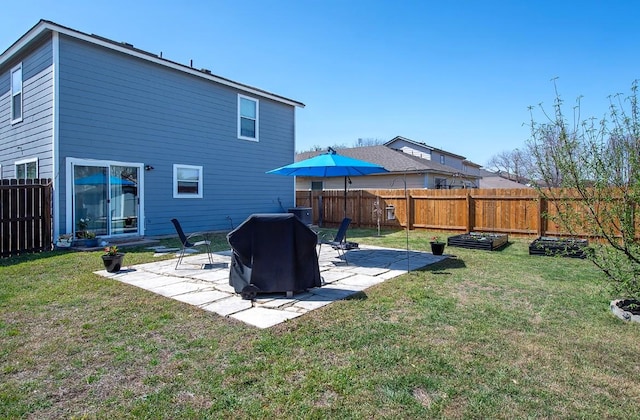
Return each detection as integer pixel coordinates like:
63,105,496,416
96,244,447,328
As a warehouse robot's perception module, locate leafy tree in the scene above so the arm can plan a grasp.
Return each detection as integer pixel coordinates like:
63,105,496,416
527,81,640,299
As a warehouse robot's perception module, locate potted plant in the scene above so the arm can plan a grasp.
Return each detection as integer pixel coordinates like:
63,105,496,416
76,218,90,237
430,236,446,256
73,217,99,247
101,245,125,273
73,230,98,248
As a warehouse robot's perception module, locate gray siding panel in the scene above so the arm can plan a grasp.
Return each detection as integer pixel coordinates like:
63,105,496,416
58,36,297,236
0,37,53,179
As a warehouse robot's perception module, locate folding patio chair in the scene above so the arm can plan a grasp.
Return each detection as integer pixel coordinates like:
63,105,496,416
171,218,213,269
318,217,354,264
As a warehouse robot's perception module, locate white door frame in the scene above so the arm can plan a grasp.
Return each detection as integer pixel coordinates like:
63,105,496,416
65,157,145,237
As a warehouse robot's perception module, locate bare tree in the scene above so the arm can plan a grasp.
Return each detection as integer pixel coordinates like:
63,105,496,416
486,148,532,183
354,138,386,147
297,143,348,153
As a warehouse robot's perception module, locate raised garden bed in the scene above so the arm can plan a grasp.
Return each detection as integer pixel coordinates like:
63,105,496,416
529,236,589,258
447,232,509,251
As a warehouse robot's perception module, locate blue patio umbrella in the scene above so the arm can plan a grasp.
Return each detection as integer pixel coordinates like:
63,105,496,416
75,173,136,186
267,148,388,218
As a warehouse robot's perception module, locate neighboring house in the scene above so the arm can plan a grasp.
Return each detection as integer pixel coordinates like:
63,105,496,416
0,20,304,240
477,169,531,189
295,145,481,190
385,136,485,178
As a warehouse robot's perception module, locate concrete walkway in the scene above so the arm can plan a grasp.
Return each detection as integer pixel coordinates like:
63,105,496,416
96,245,446,328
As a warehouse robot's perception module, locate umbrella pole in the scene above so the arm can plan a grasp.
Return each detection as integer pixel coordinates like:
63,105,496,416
344,176,348,242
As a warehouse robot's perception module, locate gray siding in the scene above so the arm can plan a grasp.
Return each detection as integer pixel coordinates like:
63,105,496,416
388,138,470,172
0,37,54,179
57,35,296,236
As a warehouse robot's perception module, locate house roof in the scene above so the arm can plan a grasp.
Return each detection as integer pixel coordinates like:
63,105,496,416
385,136,467,160
477,169,531,189
0,19,304,108
296,145,480,178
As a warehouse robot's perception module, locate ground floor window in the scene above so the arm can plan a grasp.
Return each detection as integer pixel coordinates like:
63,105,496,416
15,158,38,179
173,164,203,198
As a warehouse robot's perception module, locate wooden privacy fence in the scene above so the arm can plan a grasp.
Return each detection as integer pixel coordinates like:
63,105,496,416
1,179,53,257
296,188,574,237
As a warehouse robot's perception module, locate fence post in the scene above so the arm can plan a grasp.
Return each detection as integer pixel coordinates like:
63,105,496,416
466,190,474,233
538,195,547,237
406,191,413,230
44,181,53,250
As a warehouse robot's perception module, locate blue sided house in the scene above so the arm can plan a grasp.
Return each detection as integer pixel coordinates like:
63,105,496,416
0,20,304,240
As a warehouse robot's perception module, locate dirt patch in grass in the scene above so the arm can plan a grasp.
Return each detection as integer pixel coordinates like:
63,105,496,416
413,387,446,409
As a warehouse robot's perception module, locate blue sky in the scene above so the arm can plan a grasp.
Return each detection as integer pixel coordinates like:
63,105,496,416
3,0,639,166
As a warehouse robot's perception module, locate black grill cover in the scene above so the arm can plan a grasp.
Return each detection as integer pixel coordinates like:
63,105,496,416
227,213,321,294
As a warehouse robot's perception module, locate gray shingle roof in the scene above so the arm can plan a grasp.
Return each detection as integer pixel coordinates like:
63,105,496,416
296,145,467,176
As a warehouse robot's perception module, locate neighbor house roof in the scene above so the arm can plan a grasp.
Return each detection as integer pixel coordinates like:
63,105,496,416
477,169,531,189
385,136,467,160
296,145,479,178
0,19,304,108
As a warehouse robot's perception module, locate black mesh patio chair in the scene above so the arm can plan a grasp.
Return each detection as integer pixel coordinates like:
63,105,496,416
318,217,354,264
171,218,213,269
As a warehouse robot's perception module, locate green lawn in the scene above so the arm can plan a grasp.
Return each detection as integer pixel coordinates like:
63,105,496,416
1,229,639,418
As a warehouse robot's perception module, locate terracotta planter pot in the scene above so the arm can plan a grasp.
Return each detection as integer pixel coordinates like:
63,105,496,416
430,242,445,256
102,253,125,273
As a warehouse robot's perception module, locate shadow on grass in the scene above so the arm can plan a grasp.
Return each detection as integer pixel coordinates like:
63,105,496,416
494,241,514,252
0,248,75,267
0,234,233,268
345,291,368,301
418,256,467,275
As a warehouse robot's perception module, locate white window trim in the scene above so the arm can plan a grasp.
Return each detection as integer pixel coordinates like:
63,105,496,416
15,157,38,179
173,164,203,198
11,63,23,124
237,94,259,142
440,155,445,165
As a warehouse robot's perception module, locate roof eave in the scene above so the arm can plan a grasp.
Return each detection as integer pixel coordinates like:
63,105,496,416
1,20,305,108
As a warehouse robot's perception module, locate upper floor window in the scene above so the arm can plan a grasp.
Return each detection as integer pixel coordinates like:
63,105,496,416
238,94,259,141
173,164,203,198
11,63,23,123
15,158,38,179
439,155,445,165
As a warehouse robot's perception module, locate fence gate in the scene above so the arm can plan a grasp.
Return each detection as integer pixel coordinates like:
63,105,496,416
0,179,53,257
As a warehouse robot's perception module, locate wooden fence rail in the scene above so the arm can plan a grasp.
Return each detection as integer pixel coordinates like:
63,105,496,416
0,179,53,257
295,188,577,238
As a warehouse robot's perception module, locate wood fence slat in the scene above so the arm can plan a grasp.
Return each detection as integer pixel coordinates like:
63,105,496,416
0,179,53,258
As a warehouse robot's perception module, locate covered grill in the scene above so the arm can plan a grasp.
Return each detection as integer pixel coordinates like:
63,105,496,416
227,213,321,299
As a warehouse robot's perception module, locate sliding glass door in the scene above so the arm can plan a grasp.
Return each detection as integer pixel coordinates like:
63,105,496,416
72,163,140,237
